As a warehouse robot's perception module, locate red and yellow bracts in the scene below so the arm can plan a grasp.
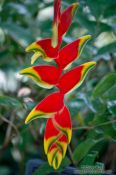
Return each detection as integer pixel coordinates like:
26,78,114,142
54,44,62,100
20,0,96,170
44,106,72,169
25,2,78,64
20,65,61,89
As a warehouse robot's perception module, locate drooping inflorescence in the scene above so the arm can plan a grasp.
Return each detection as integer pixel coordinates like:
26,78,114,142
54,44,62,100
20,0,96,169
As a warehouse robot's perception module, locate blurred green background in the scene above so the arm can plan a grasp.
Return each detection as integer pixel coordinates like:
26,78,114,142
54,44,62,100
0,0,116,174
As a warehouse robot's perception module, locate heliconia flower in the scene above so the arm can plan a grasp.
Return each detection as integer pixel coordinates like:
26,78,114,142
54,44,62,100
55,35,91,69
21,0,97,170
19,65,61,89
58,3,78,38
25,38,62,64
25,92,64,124
44,106,72,169
52,0,61,48
57,62,96,94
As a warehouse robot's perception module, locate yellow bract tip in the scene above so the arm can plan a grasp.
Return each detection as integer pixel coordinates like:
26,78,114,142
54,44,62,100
25,42,38,52
25,110,42,124
82,61,96,78
72,3,79,15
19,67,32,75
78,35,92,57
84,61,96,67
80,35,92,43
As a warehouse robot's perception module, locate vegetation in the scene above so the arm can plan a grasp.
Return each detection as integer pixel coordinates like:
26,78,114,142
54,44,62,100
0,0,116,174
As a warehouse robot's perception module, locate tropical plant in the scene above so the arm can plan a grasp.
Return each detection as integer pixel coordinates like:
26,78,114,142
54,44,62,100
0,0,116,174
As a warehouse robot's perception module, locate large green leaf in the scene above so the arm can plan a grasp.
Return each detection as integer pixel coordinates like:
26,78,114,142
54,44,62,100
92,73,116,99
80,151,98,166
73,139,98,163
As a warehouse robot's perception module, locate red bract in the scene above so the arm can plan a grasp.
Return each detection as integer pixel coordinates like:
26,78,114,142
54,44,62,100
52,0,61,47
55,35,91,69
25,38,62,64
20,65,61,89
20,0,96,170
57,62,96,94
58,3,78,38
25,92,64,124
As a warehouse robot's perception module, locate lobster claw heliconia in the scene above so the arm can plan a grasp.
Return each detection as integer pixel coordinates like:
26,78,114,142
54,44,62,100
20,0,96,170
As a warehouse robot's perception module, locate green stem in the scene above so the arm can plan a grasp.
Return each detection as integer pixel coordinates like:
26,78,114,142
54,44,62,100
72,119,116,131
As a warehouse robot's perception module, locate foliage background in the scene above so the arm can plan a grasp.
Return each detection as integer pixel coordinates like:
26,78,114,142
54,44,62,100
0,0,116,174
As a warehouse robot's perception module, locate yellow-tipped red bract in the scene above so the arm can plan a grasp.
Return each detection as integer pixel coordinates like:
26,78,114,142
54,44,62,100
52,0,61,48
25,38,62,64
44,106,72,169
20,65,61,89
25,92,64,124
55,35,91,69
57,62,96,94
58,3,78,38
52,2,78,48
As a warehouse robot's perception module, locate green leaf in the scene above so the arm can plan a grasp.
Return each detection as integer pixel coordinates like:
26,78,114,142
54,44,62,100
104,4,116,18
73,139,98,163
0,96,22,108
86,0,116,19
103,84,116,101
33,162,53,175
33,157,70,175
80,151,98,166
103,124,116,141
1,22,34,47
92,113,116,141
76,12,112,36
107,101,116,115
92,73,116,99
96,42,116,56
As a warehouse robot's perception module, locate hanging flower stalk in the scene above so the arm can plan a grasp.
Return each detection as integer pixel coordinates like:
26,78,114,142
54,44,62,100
20,0,96,170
